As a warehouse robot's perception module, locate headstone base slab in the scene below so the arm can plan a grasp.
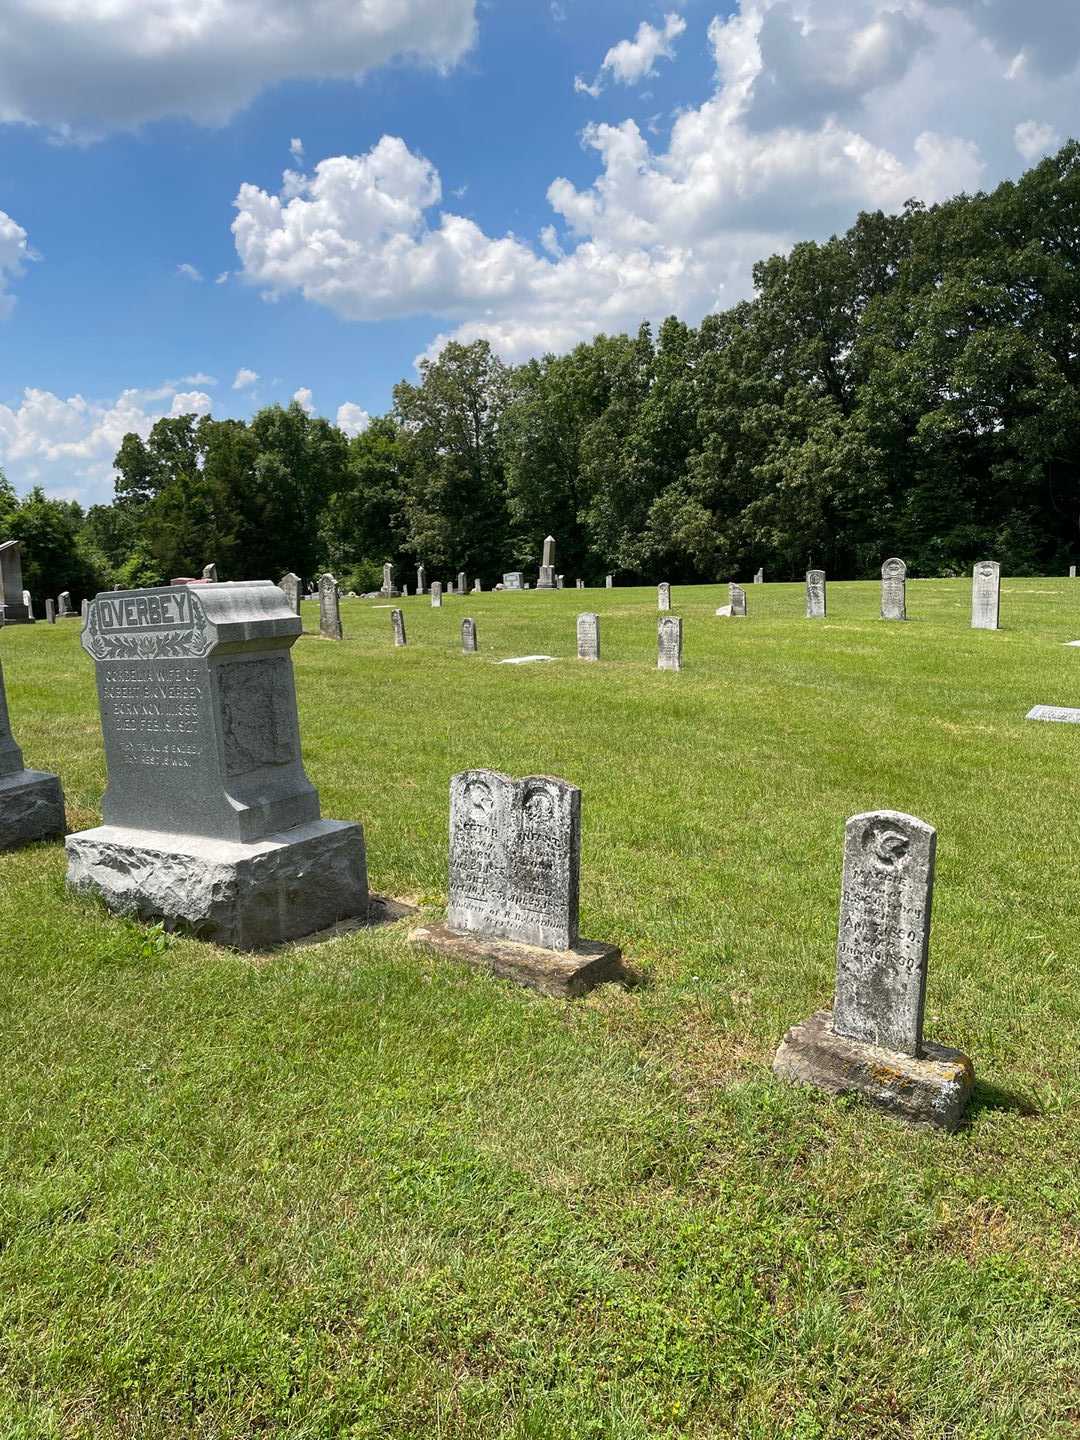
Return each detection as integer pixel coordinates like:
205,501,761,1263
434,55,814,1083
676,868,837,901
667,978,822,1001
409,920,622,999
2,606,32,624
0,769,65,850
65,818,367,950
772,1009,972,1132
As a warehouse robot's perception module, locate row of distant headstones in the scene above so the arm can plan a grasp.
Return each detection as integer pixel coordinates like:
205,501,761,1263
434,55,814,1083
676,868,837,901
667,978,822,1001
309,560,1006,657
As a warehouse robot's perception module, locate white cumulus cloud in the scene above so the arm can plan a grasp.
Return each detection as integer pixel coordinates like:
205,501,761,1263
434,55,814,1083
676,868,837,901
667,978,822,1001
0,0,477,137
233,367,259,390
0,383,213,504
176,262,203,282
576,12,686,96
336,402,371,436
1014,118,1060,161
292,387,315,414
0,208,34,316
222,0,1080,366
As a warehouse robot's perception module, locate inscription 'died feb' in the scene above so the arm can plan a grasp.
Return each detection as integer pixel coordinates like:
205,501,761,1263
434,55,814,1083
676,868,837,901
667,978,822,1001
447,769,580,952
832,810,936,1058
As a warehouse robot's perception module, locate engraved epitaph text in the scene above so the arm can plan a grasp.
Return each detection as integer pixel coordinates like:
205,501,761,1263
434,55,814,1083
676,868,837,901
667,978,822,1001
833,810,935,1057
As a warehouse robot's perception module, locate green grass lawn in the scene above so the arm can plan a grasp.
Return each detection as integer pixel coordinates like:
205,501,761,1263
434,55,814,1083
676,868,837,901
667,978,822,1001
1,579,1077,1439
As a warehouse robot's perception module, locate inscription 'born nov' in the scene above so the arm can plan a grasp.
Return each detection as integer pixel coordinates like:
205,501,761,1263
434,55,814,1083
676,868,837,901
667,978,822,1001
833,810,936,1058
447,769,580,952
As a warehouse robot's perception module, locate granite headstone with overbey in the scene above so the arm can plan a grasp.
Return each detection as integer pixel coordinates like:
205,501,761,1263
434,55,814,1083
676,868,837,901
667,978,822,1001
658,615,682,670
319,573,342,639
971,560,1000,630
806,570,826,618
880,558,907,621
0,659,65,850
462,617,477,653
410,769,622,998
657,582,671,611
577,612,599,661
773,810,973,1130
391,609,407,647
0,541,31,623
65,581,368,948
431,582,443,608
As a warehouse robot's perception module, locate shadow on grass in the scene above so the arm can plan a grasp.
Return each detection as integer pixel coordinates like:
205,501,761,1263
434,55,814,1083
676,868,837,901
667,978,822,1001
967,1078,1041,1120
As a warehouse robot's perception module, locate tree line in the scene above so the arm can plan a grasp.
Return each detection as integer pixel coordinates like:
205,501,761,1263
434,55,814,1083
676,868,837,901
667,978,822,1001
3,142,1079,602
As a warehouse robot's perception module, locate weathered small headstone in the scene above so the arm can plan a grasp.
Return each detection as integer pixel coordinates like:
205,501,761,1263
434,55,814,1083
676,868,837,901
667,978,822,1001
605,575,613,588
880,558,907,621
657,615,682,670
1027,705,1080,724
381,562,399,598
21,590,35,622
754,568,764,584
319,573,343,640
556,575,564,590
806,569,826,619
391,609,406,646
657,582,671,612
81,599,89,621
473,580,482,592
0,659,65,850
416,564,426,594
431,582,443,608
279,573,302,615
462,617,477,653
402,584,409,598
971,560,1000,630
577,613,600,661
773,810,973,1130
57,591,73,618
446,579,455,596
538,536,556,590
730,584,748,617
0,541,31,623
457,571,467,596
65,581,368,948
503,573,523,590
576,579,584,590
410,769,621,997
202,562,218,582
45,599,55,624
1071,566,1077,579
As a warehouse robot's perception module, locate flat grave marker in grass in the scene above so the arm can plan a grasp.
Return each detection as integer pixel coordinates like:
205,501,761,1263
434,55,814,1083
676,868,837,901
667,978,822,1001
410,767,622,997
774,809,974,1130
1026,704,1080,723
65,580,369,948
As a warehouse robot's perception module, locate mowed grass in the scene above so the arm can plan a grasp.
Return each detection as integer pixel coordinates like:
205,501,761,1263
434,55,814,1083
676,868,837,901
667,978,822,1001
0,579,1077,1439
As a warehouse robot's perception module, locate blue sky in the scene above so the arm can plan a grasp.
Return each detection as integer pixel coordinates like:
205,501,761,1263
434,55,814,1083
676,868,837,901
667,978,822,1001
1,0,1077,507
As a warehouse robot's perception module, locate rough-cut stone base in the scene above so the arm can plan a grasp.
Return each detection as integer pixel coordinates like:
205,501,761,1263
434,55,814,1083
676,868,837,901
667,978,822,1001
0,768,65,850
410,920,622,999
773,1009,973,1131
65,818,367,950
